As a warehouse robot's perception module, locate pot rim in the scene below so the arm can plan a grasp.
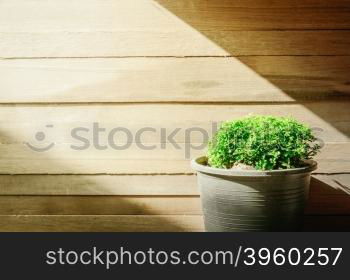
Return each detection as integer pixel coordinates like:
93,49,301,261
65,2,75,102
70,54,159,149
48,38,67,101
191,156,317,177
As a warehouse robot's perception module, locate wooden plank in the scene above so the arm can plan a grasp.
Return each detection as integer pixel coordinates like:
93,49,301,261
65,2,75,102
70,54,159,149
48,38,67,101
1,0,349,32
0,142,348,174
0,31,226,58
1,57,349,103
0,174,349,199
239,56,350,80
0,175,348,215
2,31,350,57
156,0,350,9
0,175,198,195
0,103,348,143
0,214,348,231
0,196,202,215
310,174,350,195
0,103,347,174
203,31,350,56
306,175,350,215
0,0,186,32
152,5,350,31
0,215,205,232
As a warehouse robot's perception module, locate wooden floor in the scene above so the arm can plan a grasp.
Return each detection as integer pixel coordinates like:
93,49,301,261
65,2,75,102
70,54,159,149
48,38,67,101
0,0,349,231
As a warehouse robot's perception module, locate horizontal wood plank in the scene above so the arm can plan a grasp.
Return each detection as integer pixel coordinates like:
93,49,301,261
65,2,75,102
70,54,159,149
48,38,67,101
0,175,349,215
0,214,349,231
307,175,350,215
0,31,226,58
0,196,202,215
1,0,350,33
154,3,350,31
0,103,348,174
1,31,350,57
0,174,349,199
0,215,205,232
0,103,348,143
240,56,350,80
311,175,350,194
156,0,350,9
0,0,186,32
0,175,198,195
203,31,350,56
1,57,349,103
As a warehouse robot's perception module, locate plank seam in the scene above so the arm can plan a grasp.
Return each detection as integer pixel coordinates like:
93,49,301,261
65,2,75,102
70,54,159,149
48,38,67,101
0,172,349,176
0,100,350,106
2,54,350,60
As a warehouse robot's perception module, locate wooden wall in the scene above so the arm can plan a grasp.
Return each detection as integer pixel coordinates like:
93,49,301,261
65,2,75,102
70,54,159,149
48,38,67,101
0,0,349,231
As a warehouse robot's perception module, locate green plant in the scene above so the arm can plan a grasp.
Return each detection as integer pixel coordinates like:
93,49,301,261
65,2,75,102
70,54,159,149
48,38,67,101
207,115,321,170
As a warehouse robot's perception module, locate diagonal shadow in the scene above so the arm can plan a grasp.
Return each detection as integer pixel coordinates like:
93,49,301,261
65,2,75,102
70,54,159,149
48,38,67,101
152,0,350,231
0,127,202,232
1,0,349,232
154,0,350,141
304,176,350,231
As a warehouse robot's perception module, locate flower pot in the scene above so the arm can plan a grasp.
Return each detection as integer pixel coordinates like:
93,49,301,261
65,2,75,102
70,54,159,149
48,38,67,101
191,156,317,232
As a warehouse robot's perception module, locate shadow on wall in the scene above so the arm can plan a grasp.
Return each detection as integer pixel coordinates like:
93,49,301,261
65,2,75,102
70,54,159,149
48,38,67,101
1,0,350,231
305,176,350,231
308,175,350,211
150,0,350,231
154,0,350,141
0,129,202,232
0,126,350,231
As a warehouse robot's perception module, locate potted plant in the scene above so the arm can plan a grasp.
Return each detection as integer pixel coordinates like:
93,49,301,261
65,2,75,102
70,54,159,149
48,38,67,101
191,115,321,232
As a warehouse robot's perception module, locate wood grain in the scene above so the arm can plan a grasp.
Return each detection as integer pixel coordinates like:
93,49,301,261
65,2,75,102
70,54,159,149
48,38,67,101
1,0,349,32
0,31,226,58
0,103,347,174
0,0,184,32
156,0,350,9
1,31,350,57
0,175,198,195
203,31,350,56
0,142,348,174
0,103,348,142
1,0,349,232
0,196,202,215
0,174,349,198
0,175,349,215
1,57,349,103
306,175,350,215
239,56,350,80
0,174,349,232
0,214,348,231
0,215,205,232
153,4,350,31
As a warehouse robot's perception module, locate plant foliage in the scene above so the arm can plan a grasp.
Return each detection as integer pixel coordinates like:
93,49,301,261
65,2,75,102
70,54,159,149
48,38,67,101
207,115,321,170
